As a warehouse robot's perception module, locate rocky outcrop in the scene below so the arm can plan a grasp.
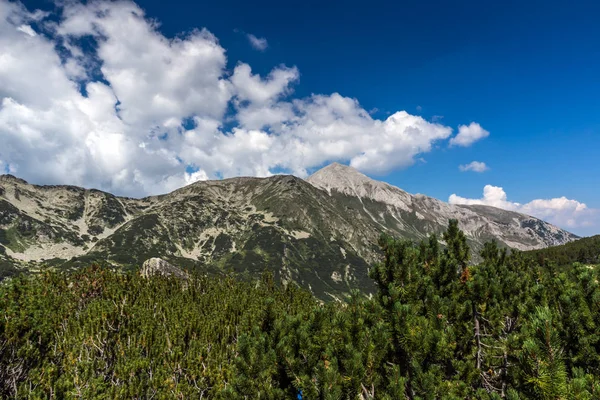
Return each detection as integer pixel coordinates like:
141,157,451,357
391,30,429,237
140,258,188,280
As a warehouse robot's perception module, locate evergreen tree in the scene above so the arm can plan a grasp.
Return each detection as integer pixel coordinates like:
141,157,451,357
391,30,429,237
1,222,599,398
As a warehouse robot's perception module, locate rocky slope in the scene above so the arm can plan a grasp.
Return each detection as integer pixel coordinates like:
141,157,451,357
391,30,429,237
0,164,577,299
307,163,577,253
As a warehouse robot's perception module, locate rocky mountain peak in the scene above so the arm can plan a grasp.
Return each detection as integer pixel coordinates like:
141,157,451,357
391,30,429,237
308,162,369,183
305,162,577,251
307,162,381,195
306,162,414,212
0,174,28,185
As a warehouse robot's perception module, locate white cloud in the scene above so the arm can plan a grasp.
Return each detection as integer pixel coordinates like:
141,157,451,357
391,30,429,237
57,1,232,126
449,185,517,210
449,185,597,230
459,161,488,172
184,169,209,185
247,33,268,51
231,63,299,105
0,0,478,197
16,24,36,36
449,122,490,147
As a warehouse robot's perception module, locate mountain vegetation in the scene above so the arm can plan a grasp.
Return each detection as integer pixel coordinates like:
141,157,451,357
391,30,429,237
0,164,578,300
1,221,598,399
525,234,600,266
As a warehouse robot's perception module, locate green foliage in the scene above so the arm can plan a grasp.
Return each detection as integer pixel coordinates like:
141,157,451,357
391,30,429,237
0,267,315,398
0,259,20,280
525,234,600,266
1,221,599,398
519,307,568,399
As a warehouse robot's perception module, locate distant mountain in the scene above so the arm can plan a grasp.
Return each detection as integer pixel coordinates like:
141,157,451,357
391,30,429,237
0,164,577,299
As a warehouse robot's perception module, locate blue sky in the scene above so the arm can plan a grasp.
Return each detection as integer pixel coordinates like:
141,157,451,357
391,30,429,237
3,0,599,235
137,0,600,199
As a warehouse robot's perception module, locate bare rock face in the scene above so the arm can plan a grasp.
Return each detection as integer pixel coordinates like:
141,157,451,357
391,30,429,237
140,258,188,280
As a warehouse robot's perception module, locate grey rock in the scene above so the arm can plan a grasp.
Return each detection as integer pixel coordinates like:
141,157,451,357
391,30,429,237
307,163,577,252
141,258,188,280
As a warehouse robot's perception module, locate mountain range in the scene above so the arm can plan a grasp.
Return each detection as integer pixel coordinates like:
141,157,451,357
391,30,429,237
0,163,577,300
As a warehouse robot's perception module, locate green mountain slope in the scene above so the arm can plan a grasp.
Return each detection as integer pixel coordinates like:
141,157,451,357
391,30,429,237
525,234,600,266
0,164,580,299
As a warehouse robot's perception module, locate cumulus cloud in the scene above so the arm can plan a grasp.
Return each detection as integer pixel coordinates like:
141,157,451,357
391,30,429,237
449,185,597,230
247,33,268,51
0,0,475,196
231,63,299,105
449,122,489,147
57,1,232,126
459,161,488,172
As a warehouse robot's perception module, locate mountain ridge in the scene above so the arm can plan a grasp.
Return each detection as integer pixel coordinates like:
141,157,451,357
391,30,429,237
308,162,571,233
0,163,578,299
307,163,576,250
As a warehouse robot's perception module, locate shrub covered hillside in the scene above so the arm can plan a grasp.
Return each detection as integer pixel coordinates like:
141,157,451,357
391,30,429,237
1,221,599,399
525,234,600,267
